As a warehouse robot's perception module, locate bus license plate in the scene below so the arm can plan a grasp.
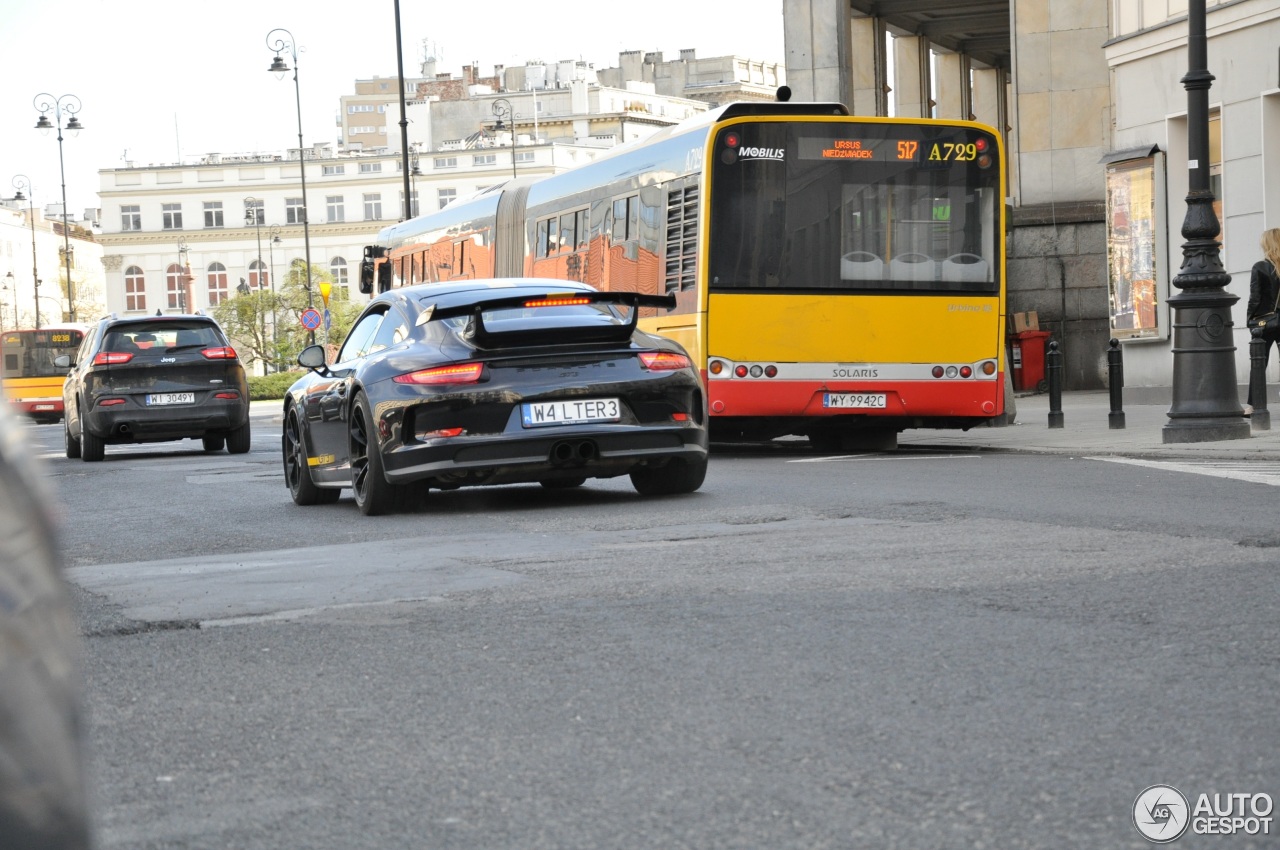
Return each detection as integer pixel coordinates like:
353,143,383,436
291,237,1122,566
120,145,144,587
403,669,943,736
146,392,195,406
522,398,620,427
824,393,886,409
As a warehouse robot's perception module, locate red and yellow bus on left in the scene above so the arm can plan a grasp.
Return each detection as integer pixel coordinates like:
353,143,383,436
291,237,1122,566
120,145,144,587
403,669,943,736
1,325,88,422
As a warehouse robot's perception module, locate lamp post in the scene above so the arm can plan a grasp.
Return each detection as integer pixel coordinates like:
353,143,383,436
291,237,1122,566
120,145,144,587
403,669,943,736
266,28,315,344
1161,0,1250,443
2,272,13,331
244,198,265,290
410,144,422,217
268,225,282,369
393,0,413,221
176,240,194,313
11,175,41,329
493,98,517,179
33,93,83,324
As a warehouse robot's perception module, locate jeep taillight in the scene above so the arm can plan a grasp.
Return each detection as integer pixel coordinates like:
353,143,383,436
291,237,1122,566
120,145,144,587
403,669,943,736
93,352,133,365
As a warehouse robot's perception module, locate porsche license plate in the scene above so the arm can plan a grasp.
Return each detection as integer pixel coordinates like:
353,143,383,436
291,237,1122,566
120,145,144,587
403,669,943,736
522,398,621,427
823,393,886,409
146,392,195,406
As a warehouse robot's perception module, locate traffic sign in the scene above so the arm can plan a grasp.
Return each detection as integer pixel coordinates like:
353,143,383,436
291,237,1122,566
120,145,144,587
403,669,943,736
300,308,322,330
323,309,331,330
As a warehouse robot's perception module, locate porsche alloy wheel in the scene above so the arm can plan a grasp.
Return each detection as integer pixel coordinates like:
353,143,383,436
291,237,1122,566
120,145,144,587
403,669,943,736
349,392,405,516
283,406,339,506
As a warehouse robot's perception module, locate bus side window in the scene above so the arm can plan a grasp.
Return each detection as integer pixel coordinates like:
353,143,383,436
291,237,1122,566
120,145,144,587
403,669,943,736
536,220,550,259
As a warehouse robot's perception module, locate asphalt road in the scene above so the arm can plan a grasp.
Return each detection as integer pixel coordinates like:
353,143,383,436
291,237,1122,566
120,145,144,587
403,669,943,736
24,412,1280,850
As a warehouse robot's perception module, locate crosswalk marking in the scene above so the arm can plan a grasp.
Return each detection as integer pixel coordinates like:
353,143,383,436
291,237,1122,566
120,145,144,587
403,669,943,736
1091,456,1280,486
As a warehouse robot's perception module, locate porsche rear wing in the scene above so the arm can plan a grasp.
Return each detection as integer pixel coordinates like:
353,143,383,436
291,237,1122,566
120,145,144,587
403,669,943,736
422,291,677,349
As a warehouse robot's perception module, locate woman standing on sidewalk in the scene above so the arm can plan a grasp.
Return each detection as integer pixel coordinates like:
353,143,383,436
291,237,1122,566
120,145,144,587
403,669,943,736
1245,228,1280,412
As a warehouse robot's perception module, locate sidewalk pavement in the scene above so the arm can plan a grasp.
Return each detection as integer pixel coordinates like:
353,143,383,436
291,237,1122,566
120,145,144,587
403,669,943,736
898,391,1280,461
252,393,1280,461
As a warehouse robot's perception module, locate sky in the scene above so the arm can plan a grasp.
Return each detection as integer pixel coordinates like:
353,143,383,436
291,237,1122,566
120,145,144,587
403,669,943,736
0,0,786,219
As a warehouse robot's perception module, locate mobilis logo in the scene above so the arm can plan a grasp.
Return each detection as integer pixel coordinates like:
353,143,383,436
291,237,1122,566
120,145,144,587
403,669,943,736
738,145,785,162
723,132,784,163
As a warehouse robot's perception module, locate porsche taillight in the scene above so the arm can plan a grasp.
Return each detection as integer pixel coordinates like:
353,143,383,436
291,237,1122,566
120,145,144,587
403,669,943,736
639,352,690,371
394,362,485,385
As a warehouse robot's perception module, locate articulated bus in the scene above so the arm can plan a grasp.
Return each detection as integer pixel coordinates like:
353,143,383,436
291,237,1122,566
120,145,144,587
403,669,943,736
1,325,87,422
362,97,1008,448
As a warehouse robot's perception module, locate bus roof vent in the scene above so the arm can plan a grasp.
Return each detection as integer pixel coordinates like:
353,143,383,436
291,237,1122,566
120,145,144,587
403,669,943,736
717,101,849,120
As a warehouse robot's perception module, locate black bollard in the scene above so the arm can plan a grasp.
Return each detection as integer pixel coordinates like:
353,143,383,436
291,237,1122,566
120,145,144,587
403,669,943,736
1249,335,1271,430
1108,338,1125,429
1047,340,1064,428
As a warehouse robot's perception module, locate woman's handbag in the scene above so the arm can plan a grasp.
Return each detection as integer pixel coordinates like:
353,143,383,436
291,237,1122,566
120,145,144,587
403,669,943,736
1253,311,1280,340
1251,265,1280,341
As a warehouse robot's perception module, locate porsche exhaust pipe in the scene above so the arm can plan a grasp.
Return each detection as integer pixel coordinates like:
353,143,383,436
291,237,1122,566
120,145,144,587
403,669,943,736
550,440,598,466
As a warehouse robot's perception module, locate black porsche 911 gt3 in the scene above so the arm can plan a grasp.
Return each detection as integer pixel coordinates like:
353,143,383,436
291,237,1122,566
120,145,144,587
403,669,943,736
281,279,708,515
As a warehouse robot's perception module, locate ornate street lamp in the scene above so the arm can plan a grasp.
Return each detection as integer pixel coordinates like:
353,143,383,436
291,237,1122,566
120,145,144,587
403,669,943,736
492,98,517,179
33,93,83,323
10,175,41,329
1161,0,1250,443
265,27,315,344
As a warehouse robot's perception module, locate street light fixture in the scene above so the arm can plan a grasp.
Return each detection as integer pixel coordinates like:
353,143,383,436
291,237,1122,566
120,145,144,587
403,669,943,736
33,93,83,324
265,27,315,344
11,176,41,329
492,98,518,179
1161,0,1250,443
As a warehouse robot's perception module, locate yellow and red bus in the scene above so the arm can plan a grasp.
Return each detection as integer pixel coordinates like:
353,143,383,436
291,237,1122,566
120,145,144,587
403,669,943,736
1,325,87,423
364,97,1008,448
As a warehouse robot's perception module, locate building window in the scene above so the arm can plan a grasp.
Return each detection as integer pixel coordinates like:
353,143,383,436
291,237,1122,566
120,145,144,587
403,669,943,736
322,164,346,176
124,266,146,311
359,162,382,173
166,263,186,309
363,193,382,220
473,154,496,167
207,262,229,305
248,259,268,290
203,202,224,228
399,190,419,218
515,151,536,164
162,203,183,230
434,157,457,169
327,195,345,223
121,205,141,231
438,188,456,209
244,199,264,226
286,197,305,225
330,257,348,287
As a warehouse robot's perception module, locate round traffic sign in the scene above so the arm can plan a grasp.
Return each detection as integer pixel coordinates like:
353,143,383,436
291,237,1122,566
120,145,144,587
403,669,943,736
300,308,322,330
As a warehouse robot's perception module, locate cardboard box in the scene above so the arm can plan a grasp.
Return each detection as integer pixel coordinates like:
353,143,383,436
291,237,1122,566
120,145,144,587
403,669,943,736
1011,311,1039,333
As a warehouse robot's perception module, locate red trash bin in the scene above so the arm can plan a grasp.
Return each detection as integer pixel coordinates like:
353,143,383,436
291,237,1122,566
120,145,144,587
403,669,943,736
1010,330,1052,392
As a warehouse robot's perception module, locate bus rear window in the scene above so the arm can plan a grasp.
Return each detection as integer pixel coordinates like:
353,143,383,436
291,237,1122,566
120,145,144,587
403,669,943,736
709,123,1000,294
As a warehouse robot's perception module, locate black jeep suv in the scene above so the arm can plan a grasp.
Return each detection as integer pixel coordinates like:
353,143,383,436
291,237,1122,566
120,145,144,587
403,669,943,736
58,314,251,462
